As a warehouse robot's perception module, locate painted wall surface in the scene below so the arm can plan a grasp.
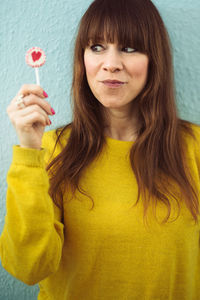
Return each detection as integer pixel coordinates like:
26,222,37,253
0,0,199,299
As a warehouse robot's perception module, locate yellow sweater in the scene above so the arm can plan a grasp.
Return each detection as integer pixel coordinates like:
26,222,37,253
1,124,200,300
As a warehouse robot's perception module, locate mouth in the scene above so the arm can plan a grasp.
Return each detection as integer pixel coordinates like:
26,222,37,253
101,80,126,88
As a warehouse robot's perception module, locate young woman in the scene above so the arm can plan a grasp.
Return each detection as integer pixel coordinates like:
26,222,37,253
1,0,200,299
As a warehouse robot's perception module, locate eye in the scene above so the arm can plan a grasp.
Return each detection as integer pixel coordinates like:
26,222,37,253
122,47,137,53
90,44,104,52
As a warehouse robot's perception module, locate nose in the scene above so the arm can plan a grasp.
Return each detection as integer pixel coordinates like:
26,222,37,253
102,49,123,73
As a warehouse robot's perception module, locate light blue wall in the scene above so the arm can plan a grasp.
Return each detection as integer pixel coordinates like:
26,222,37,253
0,0,199,299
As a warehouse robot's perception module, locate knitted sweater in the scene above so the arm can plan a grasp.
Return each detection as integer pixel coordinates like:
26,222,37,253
0,124,200,300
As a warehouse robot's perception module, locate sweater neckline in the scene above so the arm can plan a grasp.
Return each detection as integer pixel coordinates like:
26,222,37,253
105,135,135,143
105,135,135,151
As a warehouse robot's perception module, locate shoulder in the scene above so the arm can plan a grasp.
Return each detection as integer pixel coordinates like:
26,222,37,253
181,122,200,159
183,123,200,145
41,124,72,165
190,123,200,154
189,123,200,139
180,121,200,141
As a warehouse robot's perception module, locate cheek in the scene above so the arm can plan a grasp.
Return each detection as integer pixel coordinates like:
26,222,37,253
130,59,149,79
84,56,97,77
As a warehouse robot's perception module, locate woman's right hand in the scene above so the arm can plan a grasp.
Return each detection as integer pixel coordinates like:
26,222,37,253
7,84,55,150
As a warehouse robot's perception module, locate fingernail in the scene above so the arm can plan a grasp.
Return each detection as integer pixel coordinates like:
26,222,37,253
51,108,55,115
43,91,48,98
49,119,52,125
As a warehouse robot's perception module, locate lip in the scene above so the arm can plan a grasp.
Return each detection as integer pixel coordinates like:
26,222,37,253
101,79,126,88
103,79,125,84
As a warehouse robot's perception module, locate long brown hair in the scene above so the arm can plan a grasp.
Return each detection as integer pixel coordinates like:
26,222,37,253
46,0,200,225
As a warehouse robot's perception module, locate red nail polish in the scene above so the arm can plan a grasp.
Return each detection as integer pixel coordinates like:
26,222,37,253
43,91,48,98
51,108,55,115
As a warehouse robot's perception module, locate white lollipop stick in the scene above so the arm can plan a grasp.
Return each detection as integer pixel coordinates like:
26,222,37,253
25,47,46,86
35,68,40,85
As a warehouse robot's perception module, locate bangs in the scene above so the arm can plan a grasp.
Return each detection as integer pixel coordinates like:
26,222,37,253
79,0,149,53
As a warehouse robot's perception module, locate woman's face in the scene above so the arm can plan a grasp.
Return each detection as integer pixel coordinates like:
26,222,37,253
84,41,149,110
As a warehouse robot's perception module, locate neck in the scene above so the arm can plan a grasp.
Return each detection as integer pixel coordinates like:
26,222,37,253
103,106,139,141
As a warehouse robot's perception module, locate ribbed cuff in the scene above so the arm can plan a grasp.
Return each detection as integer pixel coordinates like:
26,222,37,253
12,145,47,167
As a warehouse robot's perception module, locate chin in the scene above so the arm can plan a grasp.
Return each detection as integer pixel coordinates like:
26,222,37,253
101,103,121,108
100,100,130,109
98,99,122,107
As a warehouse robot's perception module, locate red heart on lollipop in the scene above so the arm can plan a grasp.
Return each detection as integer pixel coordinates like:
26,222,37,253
32,51,41,62
26,47,46,85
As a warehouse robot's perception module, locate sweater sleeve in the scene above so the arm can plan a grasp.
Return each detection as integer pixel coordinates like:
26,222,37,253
0,131,64,285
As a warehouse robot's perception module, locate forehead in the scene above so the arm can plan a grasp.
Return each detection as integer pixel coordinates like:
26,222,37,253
86,30,123,45
82,19,148,54
84,34,147,56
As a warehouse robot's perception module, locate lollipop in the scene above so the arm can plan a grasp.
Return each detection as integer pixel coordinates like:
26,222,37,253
25,47,46,86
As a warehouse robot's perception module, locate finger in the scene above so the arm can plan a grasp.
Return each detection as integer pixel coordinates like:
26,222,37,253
10,103,51,125
12,93,53,116
14,111,49,129
17,103,51,122
16,84,48,99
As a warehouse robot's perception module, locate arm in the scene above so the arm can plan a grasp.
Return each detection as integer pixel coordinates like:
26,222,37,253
0,134,64,285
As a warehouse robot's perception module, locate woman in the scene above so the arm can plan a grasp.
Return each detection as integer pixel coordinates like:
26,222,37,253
1,0,200,299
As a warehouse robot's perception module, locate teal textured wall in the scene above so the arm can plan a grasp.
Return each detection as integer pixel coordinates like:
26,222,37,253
0,0,199,299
